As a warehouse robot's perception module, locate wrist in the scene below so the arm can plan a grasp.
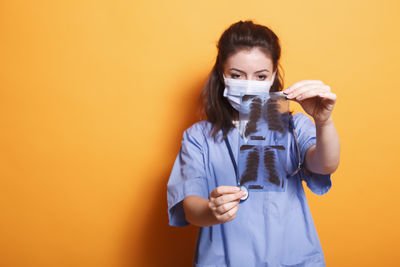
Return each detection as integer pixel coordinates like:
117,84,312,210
205,198,220,226
315,116,334,128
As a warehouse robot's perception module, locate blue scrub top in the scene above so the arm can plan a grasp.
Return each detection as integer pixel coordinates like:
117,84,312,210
167,113,332,267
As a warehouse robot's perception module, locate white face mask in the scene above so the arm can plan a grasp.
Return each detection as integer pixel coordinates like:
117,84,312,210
223,72,276,111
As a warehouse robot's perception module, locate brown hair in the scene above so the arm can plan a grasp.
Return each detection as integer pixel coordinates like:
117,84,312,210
200,20,284,141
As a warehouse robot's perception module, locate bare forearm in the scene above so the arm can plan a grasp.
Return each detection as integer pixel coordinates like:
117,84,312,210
305,116,340,174
183,196,219,227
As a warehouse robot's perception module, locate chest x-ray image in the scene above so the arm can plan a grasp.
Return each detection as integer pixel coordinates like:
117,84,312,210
237,92,292,192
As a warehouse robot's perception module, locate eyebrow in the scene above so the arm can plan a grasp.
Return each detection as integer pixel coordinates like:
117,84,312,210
229,68,270,73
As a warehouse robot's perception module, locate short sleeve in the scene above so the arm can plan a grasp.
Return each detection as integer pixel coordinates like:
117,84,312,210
167,124,209,227
293,113,332,195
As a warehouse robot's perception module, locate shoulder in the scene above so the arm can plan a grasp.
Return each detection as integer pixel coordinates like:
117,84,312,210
181,120,216,148
184,120,213,136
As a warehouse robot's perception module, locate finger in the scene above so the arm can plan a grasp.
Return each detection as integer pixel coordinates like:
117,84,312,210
296,90,337,102
214,191,245,206
215,199,239,215
210,186,240,198
208,199,217,211
285,80,325,93
220,205,239,222
284,80,324,93
325,92,337,101
290,84,331,97
286,85,330,100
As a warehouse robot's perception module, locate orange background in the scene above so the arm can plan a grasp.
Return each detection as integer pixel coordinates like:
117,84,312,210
1,0,399,266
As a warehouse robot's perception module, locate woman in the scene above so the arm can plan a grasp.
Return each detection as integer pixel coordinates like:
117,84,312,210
167,20,340,267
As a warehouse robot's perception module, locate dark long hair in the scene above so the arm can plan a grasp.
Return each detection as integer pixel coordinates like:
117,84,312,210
200,20,284,141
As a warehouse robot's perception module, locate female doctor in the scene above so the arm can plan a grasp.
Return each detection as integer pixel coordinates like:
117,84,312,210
167,20,340,267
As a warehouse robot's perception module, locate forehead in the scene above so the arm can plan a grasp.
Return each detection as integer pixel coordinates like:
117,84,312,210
224,47,273,72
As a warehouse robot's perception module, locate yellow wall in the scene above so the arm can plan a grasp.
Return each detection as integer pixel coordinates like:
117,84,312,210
1,0,399,266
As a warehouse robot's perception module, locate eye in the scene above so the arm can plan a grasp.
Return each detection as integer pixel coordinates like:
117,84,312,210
257,75,267,81
230,73,241,79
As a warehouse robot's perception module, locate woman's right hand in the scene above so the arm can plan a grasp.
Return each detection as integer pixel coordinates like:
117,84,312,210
208,186,247,223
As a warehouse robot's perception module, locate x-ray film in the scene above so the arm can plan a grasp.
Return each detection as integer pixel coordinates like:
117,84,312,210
238,92,290,192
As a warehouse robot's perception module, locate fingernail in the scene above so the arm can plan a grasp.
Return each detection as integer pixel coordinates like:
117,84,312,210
234,187,240,191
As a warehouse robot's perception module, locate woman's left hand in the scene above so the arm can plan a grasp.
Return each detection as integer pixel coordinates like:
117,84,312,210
283,80,337,125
